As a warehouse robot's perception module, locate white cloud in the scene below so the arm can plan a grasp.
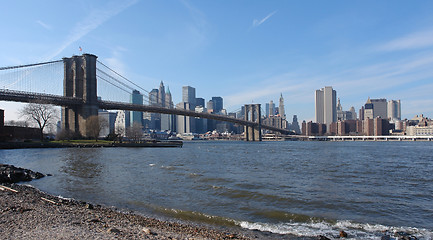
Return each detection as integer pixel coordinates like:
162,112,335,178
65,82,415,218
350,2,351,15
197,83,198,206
378,29,433,51
252,11,277,28
44,0,138,61
36,20,52,30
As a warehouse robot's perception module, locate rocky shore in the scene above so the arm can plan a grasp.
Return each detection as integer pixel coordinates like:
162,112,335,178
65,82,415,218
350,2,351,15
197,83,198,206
0,183,256,240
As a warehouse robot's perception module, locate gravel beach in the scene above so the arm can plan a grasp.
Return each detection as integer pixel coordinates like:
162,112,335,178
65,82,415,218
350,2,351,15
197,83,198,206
0,183,255,240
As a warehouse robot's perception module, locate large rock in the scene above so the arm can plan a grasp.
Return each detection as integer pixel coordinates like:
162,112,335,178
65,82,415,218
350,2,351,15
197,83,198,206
0,164,45,183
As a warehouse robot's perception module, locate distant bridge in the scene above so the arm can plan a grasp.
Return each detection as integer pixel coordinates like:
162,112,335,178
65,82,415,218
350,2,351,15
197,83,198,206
0,54,293,140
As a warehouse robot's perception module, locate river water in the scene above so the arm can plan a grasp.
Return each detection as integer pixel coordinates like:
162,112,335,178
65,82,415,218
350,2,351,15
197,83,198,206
1,141,432,239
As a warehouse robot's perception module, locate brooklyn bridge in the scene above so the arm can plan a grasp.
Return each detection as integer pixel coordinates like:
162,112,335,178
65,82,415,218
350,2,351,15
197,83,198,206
0,54,293,141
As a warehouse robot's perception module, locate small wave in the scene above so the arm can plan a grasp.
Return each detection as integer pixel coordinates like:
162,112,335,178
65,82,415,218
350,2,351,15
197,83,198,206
149,164,156,167
238,220,433,239
152,207,238,227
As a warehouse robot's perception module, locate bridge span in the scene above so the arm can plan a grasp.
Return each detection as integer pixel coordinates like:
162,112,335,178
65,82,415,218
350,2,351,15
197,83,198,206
0,54,293,140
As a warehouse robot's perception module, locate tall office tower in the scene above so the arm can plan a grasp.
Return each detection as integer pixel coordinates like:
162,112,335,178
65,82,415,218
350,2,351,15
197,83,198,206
158,81,165,107
315,86,337,126
212,97,223,113
359,106,365,120
149,89,158,105
182,86,196,106
336,98,344,121
130,90,143,126
364,98,387,119
114,110,130,137
364,98,374,119
195,98,205,108
176,102,196,133
370,98,387,119
291,115,301,134
148,89,160,130
269,100,275,117
161,86,174,131
265,103,270,117
165,87,173,108
387,100,401,121
349,106,357,120
279,93,285,119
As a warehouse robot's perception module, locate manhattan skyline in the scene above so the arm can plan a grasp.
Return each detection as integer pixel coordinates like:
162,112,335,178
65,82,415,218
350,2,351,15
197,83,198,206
1,0,433,122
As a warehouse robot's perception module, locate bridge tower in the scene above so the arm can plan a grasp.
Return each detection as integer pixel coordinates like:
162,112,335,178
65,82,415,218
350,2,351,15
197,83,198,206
61,54,98,137
244,104,262,141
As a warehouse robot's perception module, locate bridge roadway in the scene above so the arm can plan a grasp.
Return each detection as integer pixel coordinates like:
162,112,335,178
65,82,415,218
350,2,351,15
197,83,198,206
0,89,293,134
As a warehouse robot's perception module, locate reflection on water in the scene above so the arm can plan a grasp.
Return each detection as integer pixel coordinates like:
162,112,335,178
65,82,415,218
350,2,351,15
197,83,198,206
58,148,103,194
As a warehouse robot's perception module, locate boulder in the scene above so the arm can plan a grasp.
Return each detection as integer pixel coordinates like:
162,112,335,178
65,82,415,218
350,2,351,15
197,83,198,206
0,164,45,183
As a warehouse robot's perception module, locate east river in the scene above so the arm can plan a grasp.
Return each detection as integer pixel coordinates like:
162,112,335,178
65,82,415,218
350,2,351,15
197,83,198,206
1,141,432,239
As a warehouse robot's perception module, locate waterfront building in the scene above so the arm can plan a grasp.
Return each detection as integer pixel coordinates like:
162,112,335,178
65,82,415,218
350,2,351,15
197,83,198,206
130,90,143,126
387,100,401,121
315,86,337,129
279,93,285,119
182,86,196,107
302,121,327,136
407,125,433,136
114,110,130,137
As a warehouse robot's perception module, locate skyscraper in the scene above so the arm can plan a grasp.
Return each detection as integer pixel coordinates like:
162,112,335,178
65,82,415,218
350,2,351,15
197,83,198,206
158,81,165,107
130,90,143,126
387,100,401,121
269,100,275,117
279,93,285,119
195,98,205,108
212,97,223,113
363,98,387,119
315,86,337,127
148,89,160,130
182,86,196,106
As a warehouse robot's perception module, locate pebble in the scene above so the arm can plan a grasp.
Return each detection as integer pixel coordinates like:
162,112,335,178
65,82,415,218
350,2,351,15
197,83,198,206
340,230,348,238
142,227,152,235
107,227,121,234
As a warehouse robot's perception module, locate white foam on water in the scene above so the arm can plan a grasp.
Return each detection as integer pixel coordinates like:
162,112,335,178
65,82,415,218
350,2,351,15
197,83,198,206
238,220,433,239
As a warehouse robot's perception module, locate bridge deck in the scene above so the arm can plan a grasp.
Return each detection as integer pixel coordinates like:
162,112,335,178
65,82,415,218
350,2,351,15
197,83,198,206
0,90,293,134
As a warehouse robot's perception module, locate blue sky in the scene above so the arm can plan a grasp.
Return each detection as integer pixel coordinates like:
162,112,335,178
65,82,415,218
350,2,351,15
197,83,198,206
1,0,433,122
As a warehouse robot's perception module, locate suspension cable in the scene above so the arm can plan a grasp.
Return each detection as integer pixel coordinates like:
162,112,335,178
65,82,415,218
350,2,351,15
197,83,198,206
0,60,62,71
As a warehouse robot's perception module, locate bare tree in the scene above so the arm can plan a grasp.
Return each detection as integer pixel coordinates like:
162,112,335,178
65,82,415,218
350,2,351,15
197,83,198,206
86,115,108,141
126,123,143,142
19,103,58,141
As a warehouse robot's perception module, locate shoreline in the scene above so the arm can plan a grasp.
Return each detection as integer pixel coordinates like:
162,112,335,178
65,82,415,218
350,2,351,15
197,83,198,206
0,183,261,239
0,140,183,149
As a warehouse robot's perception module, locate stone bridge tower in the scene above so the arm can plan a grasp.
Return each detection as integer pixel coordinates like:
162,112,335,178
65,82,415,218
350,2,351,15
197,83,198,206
61,54,98,137
244,104,262,141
